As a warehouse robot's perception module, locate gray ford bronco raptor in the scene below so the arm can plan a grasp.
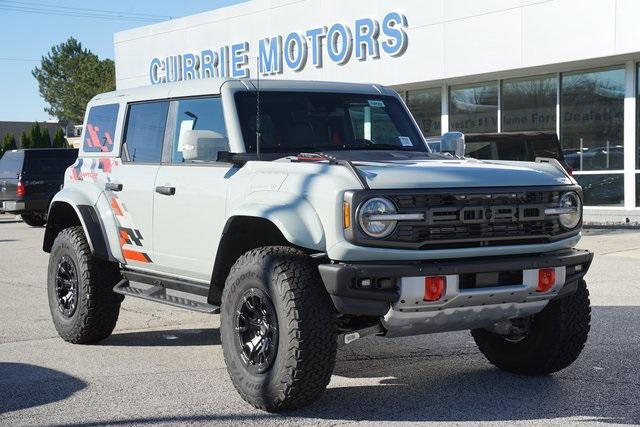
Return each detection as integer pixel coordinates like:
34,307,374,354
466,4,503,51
44,78,593,412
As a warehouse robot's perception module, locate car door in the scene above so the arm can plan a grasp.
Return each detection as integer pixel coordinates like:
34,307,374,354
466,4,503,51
152,96,234,281
108,100,169,270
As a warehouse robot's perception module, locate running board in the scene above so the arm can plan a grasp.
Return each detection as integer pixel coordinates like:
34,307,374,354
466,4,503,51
113,280,220,314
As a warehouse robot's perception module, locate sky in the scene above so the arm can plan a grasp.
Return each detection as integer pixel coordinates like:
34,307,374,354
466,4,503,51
0,0,248,122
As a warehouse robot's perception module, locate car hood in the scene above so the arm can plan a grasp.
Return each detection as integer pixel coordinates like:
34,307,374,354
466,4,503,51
352,159,573,189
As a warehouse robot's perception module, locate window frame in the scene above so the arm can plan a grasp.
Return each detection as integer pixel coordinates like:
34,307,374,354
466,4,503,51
120,99,171,165
83,103,120,154
161,94,230,166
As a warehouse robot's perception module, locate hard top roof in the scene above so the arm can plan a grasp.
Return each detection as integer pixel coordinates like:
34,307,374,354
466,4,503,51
91,78,393,105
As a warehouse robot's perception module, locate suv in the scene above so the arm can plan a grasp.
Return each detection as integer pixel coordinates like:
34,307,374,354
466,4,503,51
0,148,78,226
43,79,593,412
428,131,571,172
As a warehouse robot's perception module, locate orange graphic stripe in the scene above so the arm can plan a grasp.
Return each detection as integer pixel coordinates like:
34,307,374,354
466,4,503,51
119,230,129,246
110,198,123,217
122,249,151,263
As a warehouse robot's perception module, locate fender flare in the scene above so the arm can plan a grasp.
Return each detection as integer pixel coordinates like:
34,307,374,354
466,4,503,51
43,189,115,262
226,191,326,250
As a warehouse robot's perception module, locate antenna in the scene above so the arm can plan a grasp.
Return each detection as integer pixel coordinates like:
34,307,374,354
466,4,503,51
255,56,261,161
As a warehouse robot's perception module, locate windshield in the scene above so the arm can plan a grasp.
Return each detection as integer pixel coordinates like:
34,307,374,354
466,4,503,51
235,92,426,153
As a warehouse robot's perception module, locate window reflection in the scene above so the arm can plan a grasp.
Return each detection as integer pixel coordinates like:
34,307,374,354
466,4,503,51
449,82,498,133
502,75,556,132
406,88,441,136
561,67,625,171
575,174,624,206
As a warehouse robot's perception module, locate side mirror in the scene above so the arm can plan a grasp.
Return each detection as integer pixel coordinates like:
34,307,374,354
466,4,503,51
439,132,465,157
182,130,228,162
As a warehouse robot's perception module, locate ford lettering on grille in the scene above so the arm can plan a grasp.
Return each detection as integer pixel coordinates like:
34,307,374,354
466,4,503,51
427,205,546,225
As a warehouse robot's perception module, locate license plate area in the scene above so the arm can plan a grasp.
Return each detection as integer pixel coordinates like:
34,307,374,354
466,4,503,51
459,270,523,289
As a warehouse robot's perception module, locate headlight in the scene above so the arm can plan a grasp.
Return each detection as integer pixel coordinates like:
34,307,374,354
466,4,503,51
357,197,397,238
558,192,582,229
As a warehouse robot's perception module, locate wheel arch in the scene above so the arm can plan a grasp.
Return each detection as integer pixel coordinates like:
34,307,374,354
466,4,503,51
208,215,321,305
43,196,114,262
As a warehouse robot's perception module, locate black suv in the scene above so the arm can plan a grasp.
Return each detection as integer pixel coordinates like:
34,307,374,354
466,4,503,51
463,131,571,172
0,148,78,226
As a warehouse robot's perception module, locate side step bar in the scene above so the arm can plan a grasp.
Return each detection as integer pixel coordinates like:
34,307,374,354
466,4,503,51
113,278,220,314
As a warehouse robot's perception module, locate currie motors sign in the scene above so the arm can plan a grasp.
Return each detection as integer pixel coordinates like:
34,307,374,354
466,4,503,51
148,11,408,85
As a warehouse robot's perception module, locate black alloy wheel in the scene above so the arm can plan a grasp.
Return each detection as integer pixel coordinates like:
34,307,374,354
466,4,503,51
55,255,79,318
234,288,279,374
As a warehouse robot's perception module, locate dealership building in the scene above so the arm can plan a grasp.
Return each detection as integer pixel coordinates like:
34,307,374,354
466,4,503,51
114,0,640,224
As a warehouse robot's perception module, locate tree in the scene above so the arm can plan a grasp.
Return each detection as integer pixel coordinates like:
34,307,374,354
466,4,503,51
32,37,115,124
0,133,17,157
28,122,51,148
20,132,31,149
40,128,52,148
52,128,68,148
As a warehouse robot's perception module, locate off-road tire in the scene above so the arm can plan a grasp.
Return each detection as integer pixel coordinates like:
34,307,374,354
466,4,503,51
220,246,337,412
47,226,123,344
21,212,47,227
472,279,590,375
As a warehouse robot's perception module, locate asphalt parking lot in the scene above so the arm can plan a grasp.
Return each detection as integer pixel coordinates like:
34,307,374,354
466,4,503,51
1,216,639,426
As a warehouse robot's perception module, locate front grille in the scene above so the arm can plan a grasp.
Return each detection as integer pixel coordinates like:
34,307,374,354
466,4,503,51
349,187,578,250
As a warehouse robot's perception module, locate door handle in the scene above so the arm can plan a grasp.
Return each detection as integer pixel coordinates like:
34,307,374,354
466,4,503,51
105,182,123,192
155,186,176,196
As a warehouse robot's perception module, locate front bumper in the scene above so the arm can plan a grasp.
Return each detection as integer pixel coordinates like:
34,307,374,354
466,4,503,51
318,248,593,335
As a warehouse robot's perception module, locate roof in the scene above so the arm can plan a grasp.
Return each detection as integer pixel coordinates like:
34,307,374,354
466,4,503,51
93,78,392,105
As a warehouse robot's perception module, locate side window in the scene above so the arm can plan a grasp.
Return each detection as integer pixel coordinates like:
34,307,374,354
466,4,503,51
84,104,119,153
171,97,227,163
123,101,169,163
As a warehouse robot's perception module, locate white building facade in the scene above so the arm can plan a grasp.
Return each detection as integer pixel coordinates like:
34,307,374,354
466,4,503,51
114,0,640,224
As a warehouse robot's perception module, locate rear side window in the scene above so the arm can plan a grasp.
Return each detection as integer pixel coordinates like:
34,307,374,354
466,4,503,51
84,104,119,153
25,150,78,174
0,151,24,177
123,101,169,163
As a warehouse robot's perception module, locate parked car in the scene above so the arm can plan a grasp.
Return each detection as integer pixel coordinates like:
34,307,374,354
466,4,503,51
440,131,571,172
0,148,78,226
43,79,592,412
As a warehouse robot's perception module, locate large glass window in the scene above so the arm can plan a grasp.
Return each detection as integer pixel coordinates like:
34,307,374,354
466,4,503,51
575,174,624,206
637,63,640,206
123,101,169,163
235,92,426,153
406,88,441,136
561,67,625,171
171,97,228,163
83,104,119,153
502,75,556,132
449,82,498,133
